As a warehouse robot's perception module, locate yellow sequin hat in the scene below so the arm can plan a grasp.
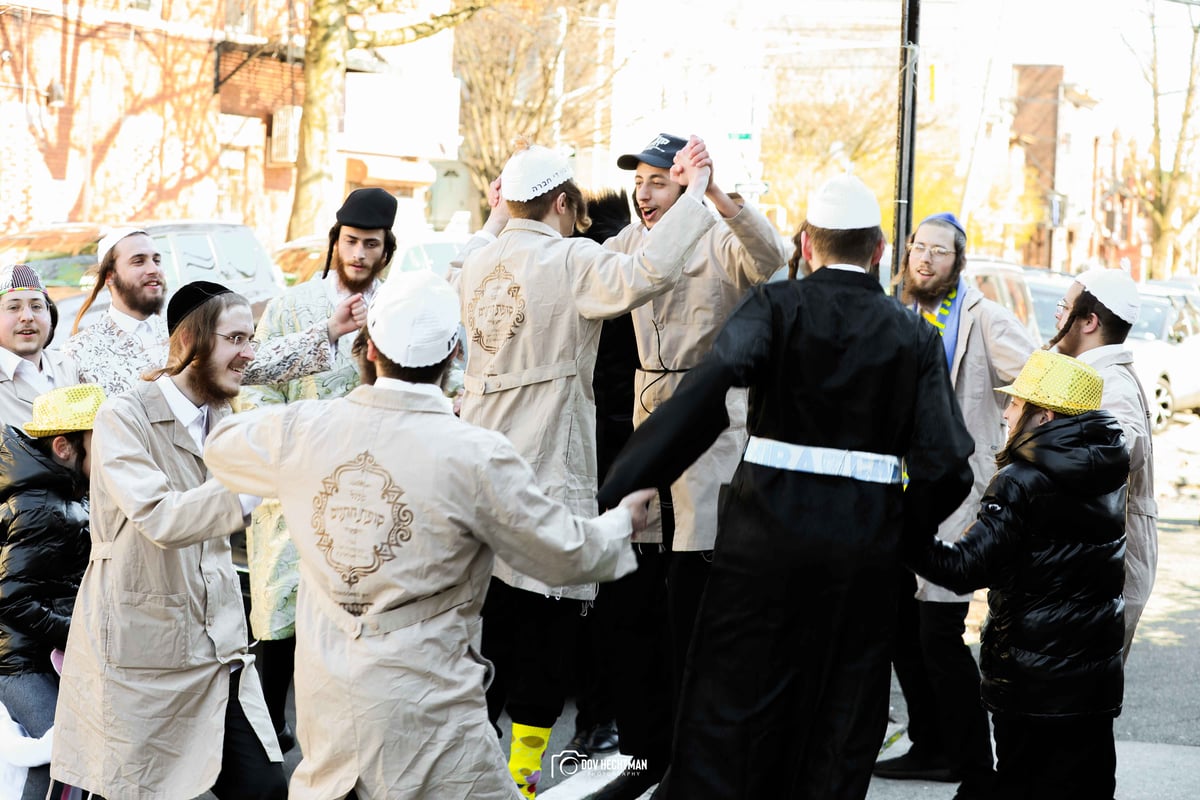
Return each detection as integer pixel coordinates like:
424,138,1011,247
996,349,1103,416
24,383,108,437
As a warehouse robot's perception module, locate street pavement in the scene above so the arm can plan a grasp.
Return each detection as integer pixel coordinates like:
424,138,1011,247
264,413,1200,800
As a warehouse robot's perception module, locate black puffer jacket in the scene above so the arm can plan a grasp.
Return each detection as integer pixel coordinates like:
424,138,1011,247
0,425,90,675
907,409,1129,718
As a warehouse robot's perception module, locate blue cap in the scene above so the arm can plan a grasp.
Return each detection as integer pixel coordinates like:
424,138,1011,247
918,212,965,235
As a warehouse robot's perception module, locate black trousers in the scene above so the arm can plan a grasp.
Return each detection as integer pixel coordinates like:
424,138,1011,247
482,576,585,729
992,712,1116,799
210,668,289,800
887,569,942,752
892,596,995,782
590,544,673,763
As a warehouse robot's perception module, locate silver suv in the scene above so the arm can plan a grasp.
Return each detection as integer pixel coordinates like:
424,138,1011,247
0,222,286,340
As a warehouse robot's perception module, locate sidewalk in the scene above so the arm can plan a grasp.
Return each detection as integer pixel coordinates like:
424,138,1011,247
539,736,1200,800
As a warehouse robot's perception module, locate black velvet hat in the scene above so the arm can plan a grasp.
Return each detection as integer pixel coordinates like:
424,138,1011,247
336,188,398,230
167,280,232,334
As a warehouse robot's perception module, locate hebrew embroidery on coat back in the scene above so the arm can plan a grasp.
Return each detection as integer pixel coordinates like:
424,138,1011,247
468,263,526,354
312,451,413,590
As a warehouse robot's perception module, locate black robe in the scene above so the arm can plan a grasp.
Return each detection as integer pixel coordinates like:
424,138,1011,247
598,267,975,800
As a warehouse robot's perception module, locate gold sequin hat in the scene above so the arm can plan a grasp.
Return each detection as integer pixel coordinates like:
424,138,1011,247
996,349,1103,416
24,383,108,437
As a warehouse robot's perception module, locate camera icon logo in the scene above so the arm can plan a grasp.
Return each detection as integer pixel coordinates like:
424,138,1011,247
550,749,586,777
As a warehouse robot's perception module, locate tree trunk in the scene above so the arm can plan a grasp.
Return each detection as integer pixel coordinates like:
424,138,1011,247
287,0,347,242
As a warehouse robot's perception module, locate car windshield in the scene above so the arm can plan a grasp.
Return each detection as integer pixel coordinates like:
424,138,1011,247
0,231,96,300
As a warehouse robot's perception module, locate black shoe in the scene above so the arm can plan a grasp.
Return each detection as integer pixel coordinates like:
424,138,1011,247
586,721,619,754
564,729,592,761
584,761,666,800
276,723,296,754
873,749,957,782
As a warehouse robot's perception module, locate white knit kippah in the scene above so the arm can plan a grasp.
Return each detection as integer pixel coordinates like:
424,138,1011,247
97,227,147,264
369,270,461,367
1076,268,1141,325
500,138,574,202
806,174,882,230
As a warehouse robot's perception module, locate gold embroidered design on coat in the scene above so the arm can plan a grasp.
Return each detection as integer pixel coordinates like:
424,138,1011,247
468,264,526,354
312,451,413,586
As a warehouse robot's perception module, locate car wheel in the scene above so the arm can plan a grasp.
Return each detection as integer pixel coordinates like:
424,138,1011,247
1152,377,1174,432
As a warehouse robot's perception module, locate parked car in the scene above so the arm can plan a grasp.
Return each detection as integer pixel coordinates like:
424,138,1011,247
273,228,470,286
0,222,286,338
963,257,1042,343
1125,285,1200,431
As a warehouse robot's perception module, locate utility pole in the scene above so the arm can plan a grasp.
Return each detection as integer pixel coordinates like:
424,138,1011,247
891,0,920,288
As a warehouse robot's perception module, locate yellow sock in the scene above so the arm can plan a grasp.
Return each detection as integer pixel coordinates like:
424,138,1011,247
509,722,552,798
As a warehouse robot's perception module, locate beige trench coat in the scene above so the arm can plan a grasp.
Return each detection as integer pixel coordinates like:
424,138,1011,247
917,285,1037,602
50,381,281,799
605,203,785,550
456,196,714,599
0,349,80,428
1080,345,1157,657
205,383,637,800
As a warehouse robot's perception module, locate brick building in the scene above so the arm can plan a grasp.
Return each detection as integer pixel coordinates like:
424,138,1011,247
0,0,461,249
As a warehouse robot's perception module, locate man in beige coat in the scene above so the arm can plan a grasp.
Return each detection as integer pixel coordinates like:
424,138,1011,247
588,134,786,799
50,281,286,800
452,137,714,797
0,265,79,428
1049,267,1156,660
875,213,1036,800
206,270,654,800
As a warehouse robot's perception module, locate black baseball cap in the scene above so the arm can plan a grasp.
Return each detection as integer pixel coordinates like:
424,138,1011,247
616,133,687,170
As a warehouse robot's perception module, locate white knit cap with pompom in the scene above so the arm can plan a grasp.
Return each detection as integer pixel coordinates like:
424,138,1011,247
500,136,574,202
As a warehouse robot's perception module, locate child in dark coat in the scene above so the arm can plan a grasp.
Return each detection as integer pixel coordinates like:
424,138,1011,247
906,349,1129,800
0,384,104,800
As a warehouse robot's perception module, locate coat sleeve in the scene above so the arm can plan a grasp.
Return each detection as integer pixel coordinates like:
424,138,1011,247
91,403,245,549
237,296,293,410
446,233,495,291
597,285,773,507
241,322,333,386
0,504,74,649
569,195,716,320
706,203,787,291
906,471,1025,594
980,300,1037,385
205,406,286,498
903,325,977,545
473,436,636,586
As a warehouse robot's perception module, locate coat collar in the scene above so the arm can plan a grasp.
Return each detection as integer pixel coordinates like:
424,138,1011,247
1077,343,1134,368
501,218,563,239
347,382,456,415
806,266,884,292
139,377,232,458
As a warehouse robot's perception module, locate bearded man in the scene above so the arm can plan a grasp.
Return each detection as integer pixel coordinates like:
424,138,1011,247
50,281,287,800
63,227,364,396
874,212,1036,800
236,186,399,751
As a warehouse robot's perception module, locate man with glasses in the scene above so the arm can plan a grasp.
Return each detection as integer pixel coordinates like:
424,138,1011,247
875,212,1036,800
51,282,287,800
1048,267,1156,662
237,187,399,753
